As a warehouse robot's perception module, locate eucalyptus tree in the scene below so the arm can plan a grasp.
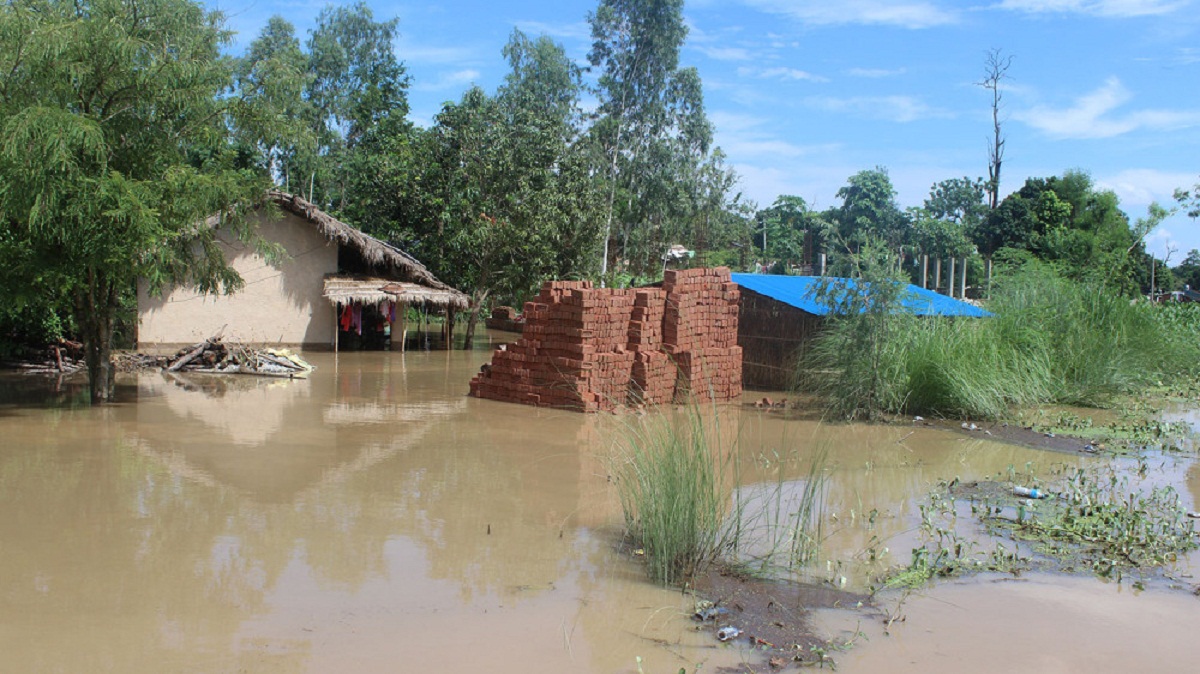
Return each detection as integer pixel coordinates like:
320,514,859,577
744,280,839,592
587,0,721,280
382,31,602,347
235,17,316,190
0,0,269,402
238,3,409,211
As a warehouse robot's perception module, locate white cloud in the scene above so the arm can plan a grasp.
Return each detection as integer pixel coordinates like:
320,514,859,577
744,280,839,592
1017,77,1200,139
699,46,754,61
1096,169,1198,208
805,95,952,122
993,0,1186,17
511,20,592,41
411,69,481,92
740,0,959,29
846,67,908,78
399,44,477,65
736,66,828,82
710,111,840,159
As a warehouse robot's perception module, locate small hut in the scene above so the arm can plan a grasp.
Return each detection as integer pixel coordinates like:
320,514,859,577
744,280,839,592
137,191,469,350
732,273,990,390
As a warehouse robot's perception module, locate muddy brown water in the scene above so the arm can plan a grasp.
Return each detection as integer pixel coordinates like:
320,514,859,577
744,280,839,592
2,334,1198,673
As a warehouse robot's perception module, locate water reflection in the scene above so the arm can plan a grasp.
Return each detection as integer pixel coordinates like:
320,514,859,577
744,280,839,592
1,342,1198,673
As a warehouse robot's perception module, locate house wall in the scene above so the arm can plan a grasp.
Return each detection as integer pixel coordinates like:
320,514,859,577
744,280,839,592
137,211,338,349
737,289,824,391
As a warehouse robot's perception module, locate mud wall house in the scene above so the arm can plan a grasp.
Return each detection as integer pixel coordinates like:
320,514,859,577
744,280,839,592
137,191,469,350
731,273,992,390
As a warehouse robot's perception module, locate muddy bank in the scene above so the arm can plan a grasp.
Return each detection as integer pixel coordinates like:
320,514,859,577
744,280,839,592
687,570,873,671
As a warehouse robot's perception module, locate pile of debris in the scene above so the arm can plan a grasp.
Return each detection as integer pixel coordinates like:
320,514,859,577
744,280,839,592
1,339,87,375
165,336,314,378
469,267,742,412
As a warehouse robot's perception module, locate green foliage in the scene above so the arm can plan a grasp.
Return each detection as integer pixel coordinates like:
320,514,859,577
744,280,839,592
799,237,916,420
1176,176,1200,220
833,167,910,250
752,195,828,271
588,0,740,280
359,30,604,330
801,261,1200,420
612,407,735,585
972,171,1154,295
235,3,408,209
0,0,269,401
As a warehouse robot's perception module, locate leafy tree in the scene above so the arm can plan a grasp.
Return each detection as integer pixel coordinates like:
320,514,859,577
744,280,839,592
1176,177,1200,220
752,195,826,272
1172,249,1200,291
365,31,603,347
0,0,269,402
588,0,724,280
833,168,909,250
235,17,317,191
974,172,1155,294
237,3,409,211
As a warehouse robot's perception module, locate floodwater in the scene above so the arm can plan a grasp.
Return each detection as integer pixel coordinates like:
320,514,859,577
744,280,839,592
1,334,1198,673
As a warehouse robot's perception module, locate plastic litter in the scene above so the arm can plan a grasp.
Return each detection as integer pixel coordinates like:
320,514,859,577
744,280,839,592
716,626,742,642
693,606,729,622
1013,486,1047,499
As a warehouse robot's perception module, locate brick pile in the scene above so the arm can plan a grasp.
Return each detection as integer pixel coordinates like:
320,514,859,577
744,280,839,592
662,268,743,403
469,268,742,412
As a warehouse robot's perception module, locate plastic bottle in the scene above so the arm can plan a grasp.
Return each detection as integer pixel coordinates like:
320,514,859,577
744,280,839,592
1012,486,1045,499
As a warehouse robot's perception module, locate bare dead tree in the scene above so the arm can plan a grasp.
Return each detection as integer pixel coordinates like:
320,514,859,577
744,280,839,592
978,48,1012,211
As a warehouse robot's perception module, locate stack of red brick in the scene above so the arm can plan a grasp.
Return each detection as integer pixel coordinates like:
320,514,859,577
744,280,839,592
662,268,743,403
469,268,742,412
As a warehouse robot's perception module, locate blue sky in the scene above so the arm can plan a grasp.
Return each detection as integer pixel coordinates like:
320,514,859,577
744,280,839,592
211,0,1200,260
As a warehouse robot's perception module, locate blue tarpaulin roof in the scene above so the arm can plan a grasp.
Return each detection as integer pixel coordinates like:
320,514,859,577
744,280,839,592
730,273,992,318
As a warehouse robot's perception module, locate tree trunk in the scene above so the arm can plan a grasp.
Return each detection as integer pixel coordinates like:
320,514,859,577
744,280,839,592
75,273,119,404
461,287,489,350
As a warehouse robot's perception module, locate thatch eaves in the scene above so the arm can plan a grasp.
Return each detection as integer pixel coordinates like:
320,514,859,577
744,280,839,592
266,190,469,308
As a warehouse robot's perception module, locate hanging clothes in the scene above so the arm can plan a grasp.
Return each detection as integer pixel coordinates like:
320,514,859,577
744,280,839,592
353,303,363,336
388,301,396,323
340,304,353,332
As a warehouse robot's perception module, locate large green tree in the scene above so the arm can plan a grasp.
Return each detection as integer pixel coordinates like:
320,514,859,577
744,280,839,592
0,0,268,402
236,3,408,211
588,0,725,281
357,30,603,347
833,167,910,250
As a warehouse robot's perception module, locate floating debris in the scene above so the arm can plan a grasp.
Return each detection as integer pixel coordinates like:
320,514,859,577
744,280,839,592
166,335,314,379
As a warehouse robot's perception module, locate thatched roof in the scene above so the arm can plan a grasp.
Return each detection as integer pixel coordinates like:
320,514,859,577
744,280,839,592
267,190,468,306
323,276,469,309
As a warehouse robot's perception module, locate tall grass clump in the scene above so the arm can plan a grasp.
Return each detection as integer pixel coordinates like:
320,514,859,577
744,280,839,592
611,406,736,585
800,257,1200,420
798,239,915,420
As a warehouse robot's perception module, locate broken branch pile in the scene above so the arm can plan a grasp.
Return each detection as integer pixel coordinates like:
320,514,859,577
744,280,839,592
166,337,314,378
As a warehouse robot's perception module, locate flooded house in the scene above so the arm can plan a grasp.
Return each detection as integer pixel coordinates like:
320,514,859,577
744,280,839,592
731,273,991,390
136,191,469,350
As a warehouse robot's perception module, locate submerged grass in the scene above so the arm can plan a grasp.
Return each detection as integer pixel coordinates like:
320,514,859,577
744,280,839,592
803,262,1200,420
611,406,832,586
611,406,735,585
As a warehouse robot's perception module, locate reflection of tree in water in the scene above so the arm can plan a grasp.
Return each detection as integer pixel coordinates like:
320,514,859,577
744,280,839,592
0,428,300,672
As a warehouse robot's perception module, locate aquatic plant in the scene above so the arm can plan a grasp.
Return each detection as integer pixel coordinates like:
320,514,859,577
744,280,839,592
879,461,1199,593
611,406,736,585
611,407,833,586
